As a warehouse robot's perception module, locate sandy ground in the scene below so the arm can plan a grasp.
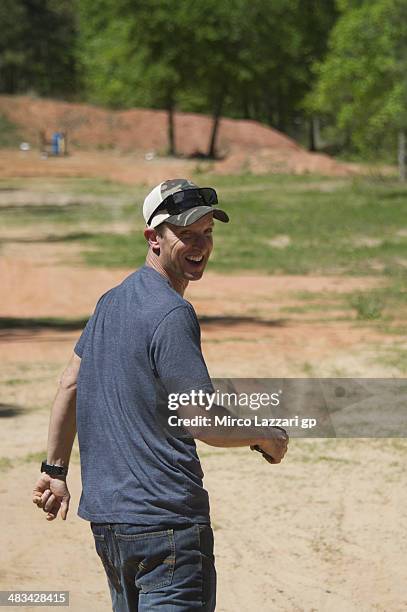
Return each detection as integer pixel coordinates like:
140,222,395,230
1,240,406,610
0,149,390,188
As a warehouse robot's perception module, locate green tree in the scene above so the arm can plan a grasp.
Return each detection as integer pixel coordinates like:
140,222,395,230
123,0,199,156
0,0,26,93
175,0,337,156
194,0,337,152
76,0,143,107
297,0,338,150
0,0,78,96
179,0,250,158
238,0,304,133
77,0,202,155
309,0,407,178
77,0,338,156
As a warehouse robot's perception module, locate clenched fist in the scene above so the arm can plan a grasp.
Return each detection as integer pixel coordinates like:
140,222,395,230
32,473,71,521
251,427,289,464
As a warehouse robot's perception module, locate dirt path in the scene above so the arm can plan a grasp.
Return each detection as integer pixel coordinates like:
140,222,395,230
1,438,406,612
1,247,406,611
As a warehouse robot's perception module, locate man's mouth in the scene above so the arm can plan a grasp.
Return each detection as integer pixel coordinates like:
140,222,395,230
185,254,204,266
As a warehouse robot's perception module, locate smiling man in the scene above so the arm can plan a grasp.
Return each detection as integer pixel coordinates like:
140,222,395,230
142,179,227,288
32,178,288,612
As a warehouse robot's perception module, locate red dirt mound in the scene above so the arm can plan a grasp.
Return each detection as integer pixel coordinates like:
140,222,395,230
0,95,354,176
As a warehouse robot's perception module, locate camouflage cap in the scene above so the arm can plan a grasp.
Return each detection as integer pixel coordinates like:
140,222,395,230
143,178,229,228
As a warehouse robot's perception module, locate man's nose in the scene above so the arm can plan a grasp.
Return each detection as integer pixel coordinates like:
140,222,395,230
192,234,207,249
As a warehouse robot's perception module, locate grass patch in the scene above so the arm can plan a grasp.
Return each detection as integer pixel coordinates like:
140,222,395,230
376,346,407,374
386,439,407,452
1,175,406,279
4,378,28,386
293,291,327,301
0,449,81,473
345,275,406,325
0,176,139,197
0,457,12,471
22,449,80,465
378,324,407,335
301,362,316,376
0,201,143,230
74,175,407,275
280,302,343,314
81,232,147,268
316,455,354,464
22,451,48,464
348,293,385,320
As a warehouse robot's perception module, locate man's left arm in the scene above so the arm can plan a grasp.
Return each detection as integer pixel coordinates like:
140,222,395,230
152,306,289,463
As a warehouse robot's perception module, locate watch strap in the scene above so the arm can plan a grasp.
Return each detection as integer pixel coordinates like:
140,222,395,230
41,461,68,477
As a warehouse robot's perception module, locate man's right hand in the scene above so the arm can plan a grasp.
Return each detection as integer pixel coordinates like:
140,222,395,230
253,428,289,464
32,473,71,521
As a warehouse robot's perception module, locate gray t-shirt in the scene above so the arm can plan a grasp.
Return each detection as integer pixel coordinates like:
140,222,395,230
74,265,213,526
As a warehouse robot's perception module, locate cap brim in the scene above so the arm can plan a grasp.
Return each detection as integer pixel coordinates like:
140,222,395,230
150,206,229,228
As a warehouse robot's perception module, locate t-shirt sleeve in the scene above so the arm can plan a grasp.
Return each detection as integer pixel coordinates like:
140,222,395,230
74,292,108,358
74,316,94,358
150,304,214,396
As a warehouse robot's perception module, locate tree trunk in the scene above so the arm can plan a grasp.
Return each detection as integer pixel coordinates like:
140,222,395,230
308,117,316,151
276,82,286,133
167,98,176,156
208,93,225,159
308,118,316,152
267,100,275,127
242,93,251,120
398,129,406,181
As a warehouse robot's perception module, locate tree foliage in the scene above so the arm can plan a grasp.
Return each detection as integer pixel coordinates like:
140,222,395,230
1,0,342,156
1,0,403,167
0,0,78,96
76,0,338,155
309,0,407,158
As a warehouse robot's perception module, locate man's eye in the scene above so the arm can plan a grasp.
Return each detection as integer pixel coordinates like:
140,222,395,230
206,228,213,234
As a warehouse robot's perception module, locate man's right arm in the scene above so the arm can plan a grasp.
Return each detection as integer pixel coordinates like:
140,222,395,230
46,352,80,469
32,352,81,520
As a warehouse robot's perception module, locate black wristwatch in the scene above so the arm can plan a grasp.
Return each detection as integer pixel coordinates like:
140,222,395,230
40,461,68,477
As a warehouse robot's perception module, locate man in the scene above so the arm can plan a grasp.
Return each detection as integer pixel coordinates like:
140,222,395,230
32,178,288,611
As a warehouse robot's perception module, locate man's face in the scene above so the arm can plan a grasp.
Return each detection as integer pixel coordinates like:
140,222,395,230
157,213,214,281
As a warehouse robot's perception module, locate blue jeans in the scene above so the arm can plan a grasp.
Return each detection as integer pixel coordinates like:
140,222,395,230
90,523,216,611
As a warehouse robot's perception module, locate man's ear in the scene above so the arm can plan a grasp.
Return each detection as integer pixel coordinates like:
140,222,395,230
144,227,160,253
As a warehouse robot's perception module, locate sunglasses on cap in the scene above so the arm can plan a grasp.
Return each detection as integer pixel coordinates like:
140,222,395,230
148,187,218,226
